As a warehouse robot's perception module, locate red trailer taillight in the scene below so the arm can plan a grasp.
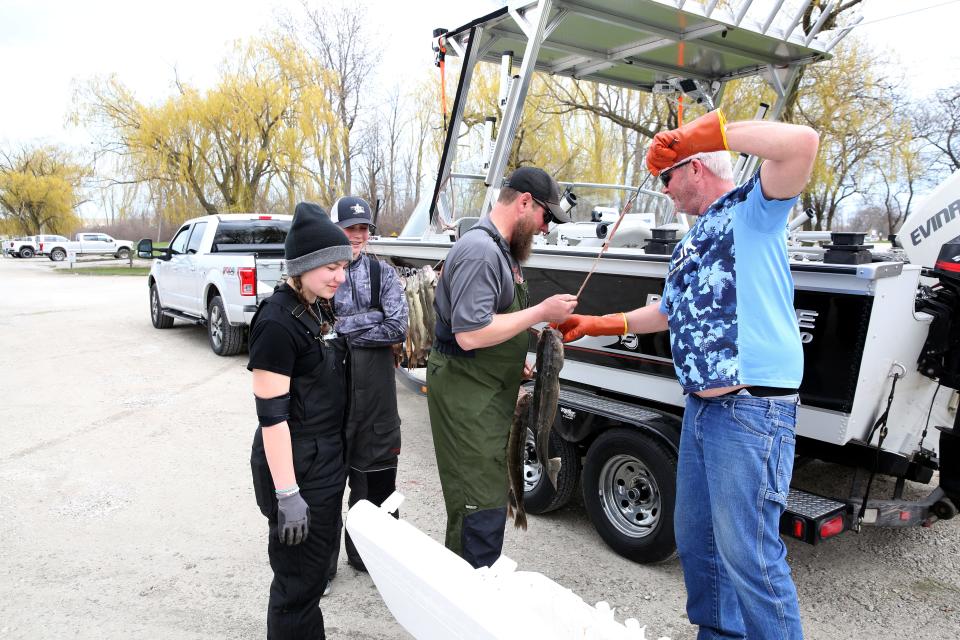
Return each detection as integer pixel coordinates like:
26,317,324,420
819,515,844,539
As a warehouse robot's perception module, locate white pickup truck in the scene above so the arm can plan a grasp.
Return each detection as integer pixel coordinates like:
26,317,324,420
4,236,39,258
45,233,134,261
138,213,291,356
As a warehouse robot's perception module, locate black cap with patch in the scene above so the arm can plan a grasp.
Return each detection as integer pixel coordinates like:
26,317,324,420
331,195,376,232
503,166,573,223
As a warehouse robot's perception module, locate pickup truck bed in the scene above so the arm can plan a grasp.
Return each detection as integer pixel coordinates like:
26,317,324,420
141,214,292,355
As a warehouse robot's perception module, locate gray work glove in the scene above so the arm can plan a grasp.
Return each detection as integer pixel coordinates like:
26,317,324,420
277,492,310,545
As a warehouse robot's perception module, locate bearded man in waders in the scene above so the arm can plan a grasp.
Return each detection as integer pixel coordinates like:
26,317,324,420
428,166,578,568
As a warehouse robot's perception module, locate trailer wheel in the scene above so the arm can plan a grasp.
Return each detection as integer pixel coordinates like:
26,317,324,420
582,428,677,563
49,248,66,262
115,247,131,260
207,295,243,356
524,419,581,515
150,283,174,329
19,247,35,258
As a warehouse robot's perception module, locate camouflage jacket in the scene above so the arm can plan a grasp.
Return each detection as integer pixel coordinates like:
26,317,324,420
333,254,408,348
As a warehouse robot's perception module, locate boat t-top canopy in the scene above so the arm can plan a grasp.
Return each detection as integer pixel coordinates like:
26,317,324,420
442,0,852,93
428,0,859,224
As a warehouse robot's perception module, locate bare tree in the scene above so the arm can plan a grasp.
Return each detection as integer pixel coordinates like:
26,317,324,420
357,120,384,219
380,88,407,224
914,83,960,173
297,0,376,195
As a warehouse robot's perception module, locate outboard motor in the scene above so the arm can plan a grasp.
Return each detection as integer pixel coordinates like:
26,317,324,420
916,235,960,515
917,236,960,386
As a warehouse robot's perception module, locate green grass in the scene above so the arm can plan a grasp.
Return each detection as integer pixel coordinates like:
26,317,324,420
154,241,169,249
58,266,151,276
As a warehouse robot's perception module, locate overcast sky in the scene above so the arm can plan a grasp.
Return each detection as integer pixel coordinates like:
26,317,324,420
0,0,956,148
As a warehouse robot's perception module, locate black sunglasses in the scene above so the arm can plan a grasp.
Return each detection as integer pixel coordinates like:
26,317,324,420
531,195,559,225
659,158,694,188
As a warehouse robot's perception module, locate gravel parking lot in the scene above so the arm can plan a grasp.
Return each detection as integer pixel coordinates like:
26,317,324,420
1,255,959,639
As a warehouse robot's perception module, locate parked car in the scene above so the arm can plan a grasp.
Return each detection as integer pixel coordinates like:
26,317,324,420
45,233,135,261
4,236,39,258
139,213,291,356
35,235,70,258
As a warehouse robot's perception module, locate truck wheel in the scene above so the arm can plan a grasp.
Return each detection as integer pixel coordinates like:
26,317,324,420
524,419,581,514
19,247,35,258
150,284,174,329
49,248,66,262
115,247,131,260
208,295,243,356
582,428,677,564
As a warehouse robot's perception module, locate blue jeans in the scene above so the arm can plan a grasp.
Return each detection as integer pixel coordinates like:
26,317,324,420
675,392,802,640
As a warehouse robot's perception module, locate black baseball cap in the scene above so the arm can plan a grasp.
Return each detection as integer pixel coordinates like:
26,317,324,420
331,195,376,231
503,166,573,223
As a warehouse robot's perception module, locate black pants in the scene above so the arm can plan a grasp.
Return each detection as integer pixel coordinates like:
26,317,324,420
461,506,508,569
330,467,398,575
266,484,344,639
253,430,346,640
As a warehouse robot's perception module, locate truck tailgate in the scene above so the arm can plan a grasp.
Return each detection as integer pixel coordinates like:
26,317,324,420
255,257,286,302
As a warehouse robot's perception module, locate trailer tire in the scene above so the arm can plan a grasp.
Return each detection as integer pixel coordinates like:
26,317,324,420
19,247,35,258
49,248,66,262
524,420,581,515
150,283,174,329
115,247,131,260
582,428,677,564
207,295,243,356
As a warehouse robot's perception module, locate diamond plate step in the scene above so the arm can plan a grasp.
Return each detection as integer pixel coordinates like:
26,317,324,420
556,386,663,424
787,489,847,520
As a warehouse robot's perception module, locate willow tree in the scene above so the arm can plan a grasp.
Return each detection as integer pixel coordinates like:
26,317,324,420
0,145,87,234
79,34,340,215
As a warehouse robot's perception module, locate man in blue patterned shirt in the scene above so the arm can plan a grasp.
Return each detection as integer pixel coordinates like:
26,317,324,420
558,111,818,640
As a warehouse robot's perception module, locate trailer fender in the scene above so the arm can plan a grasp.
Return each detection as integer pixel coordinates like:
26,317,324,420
553,385,681,453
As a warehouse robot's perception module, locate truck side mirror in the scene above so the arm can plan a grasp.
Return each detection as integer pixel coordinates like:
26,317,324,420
138,238,170,260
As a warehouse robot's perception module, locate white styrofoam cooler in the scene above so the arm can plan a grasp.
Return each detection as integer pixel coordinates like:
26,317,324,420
345,493,670,640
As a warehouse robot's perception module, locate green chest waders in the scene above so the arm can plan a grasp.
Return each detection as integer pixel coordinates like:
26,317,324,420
427,280,529,568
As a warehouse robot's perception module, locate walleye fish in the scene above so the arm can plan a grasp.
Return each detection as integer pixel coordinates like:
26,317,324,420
397,267,440,369
416,266,437,356
531,327,564,488
403,275,424,366
508,389,533,530
419,266,438,345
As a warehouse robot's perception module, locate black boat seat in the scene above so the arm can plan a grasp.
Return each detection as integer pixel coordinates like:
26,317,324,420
455,216,480,240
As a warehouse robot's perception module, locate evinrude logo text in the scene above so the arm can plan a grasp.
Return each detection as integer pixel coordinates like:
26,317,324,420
910,198,960,246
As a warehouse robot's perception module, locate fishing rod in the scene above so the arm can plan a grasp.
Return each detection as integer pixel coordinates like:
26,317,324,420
575,174,653,299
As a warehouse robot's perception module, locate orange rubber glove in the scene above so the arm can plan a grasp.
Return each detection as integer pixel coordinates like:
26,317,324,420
555,313,628,343
645,109,729,176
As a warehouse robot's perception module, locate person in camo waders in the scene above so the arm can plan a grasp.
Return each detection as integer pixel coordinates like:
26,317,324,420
326,195,408,587
428,166,579,568
247,201,353,639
